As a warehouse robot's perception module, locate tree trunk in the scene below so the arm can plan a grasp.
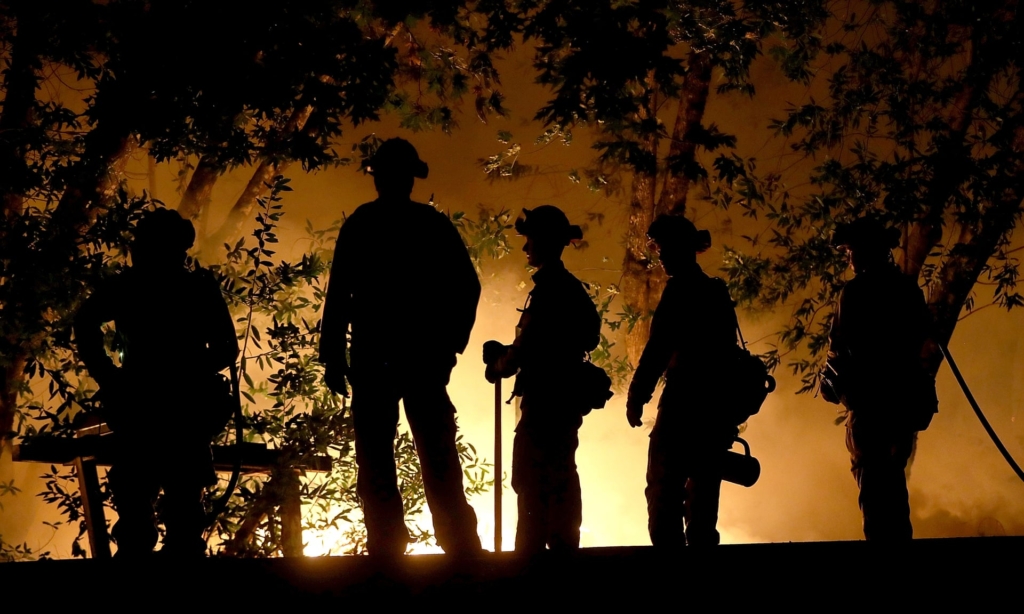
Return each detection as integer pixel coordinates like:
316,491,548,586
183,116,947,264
923,106,1024,377
204,105,312,252
657,50,711,217
0,8,40,217
902,22,996,279
924,195,1023,377
203,158,293,253
177,155,222,222
0,353,28,451
621,82,661,367
622,54,713,368
0,10,42,452
1,128,136,452
52,128,138,230
146,151,159,202
900,18,1021,380
223,491,272,556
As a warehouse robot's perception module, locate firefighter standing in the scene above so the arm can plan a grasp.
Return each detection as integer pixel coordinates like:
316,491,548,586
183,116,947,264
319,138,483,556
483,206,601,554
826,217,934,541
626,215,739,548
74,208,239,558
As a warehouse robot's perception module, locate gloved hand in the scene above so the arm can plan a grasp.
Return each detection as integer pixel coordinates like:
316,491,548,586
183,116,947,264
626,396,644,428
484,363,503,384
324,361,349,397
482,340,507,365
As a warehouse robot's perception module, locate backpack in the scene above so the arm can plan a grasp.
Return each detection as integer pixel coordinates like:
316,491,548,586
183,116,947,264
727,322,776,426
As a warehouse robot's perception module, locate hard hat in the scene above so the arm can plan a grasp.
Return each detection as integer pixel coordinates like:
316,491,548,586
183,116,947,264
514,205,583,245
366,138,429,179
831,217,900,251
133,208,196,253
646,214,711,253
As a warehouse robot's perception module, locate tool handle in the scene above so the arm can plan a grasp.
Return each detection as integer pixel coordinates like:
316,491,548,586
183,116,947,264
494,379,503,552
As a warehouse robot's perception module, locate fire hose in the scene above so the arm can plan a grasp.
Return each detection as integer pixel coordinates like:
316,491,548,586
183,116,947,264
940,343,1024,485
206,362,245,525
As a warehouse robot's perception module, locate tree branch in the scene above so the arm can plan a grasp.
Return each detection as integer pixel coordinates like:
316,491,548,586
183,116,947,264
204,105,312,251
177,154,221,222
657,50,711,217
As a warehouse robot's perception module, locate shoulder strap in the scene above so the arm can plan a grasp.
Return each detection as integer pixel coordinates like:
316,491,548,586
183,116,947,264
711,276,745,350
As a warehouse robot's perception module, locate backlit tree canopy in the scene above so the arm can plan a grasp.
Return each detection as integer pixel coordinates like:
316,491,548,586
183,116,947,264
0,0,511,452
716,0,1024,388
480,0,829,363
4,0,1024,556
0,0,507,555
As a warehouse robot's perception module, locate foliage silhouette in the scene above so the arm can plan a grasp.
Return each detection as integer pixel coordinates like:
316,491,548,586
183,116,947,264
712,1,1024,395
15,177,491,557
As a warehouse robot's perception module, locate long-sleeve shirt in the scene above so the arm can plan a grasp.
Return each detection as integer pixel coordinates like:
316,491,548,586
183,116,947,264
827,263,929,414
490,260,601,427
628,264,737,412
505,261,601,393
319,198,481,369
73,265,238,431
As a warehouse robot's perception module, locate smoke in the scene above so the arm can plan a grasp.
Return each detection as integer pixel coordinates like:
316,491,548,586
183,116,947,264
4,51,1023,558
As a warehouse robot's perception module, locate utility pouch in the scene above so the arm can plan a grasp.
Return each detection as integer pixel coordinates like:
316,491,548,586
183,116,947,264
577,360,614,414
726,321,776,426
905,370,938,432
819,359,842,405
198,372,236,438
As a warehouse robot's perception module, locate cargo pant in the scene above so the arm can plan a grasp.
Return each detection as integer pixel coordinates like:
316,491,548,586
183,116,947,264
645,401,736,548
846,414,916,541
511,402,584,554
108,434,213,558
350,357,481,555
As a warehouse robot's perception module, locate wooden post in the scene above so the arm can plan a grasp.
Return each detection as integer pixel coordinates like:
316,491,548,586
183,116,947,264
279,469,304,557
494,379,502,553
74,457,111,559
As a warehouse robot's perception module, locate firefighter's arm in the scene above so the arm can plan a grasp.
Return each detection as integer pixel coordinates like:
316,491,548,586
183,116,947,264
201,271,239,373
73,286,119,390
483,318,528,382
319,223,353,396
444,217,482,355
482,340,517,383
826,288,850,367
482,302,535,382
626,285,680,427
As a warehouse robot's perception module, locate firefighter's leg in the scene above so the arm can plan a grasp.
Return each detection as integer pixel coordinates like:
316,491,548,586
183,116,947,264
512,427,547,554
848,424,914,541
546,425,583,553
645,422,686,549
159,473,208,557
108,459,160,557
684,457,723,546
158,441,213,558
403,384,482,555
352,376,409,555
871,431,915,540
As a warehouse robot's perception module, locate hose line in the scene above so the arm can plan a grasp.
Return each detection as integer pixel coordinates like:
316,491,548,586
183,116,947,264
940,343,1024,485
206,363,245,525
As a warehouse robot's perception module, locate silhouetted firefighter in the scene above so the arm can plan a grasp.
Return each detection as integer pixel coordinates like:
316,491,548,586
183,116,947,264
626,215,740,548
483,206,601,554
74,208,238,557
823,217,937,541
319,138,482,556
